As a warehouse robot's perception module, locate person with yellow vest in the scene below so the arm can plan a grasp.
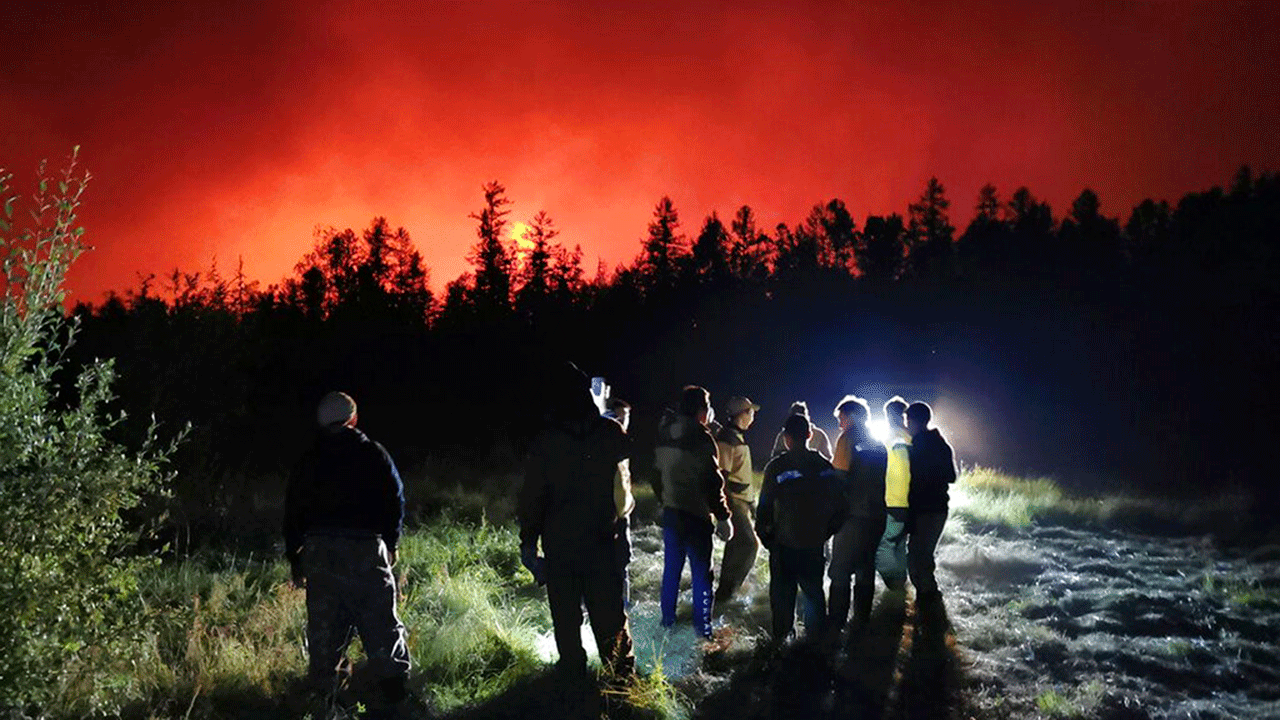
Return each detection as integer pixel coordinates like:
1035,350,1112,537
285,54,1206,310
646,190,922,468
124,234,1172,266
876,397,911,591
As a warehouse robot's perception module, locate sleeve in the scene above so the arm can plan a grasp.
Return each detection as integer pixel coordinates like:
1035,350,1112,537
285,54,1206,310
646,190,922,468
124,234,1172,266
374,443,405,553
701,435,731,521
518,439,550,548
614,459,635,519
718,439,748,488
831,431,853,473
283,453,310,565
816,429,833,461
771,431,786,458
755,465,777,547
823,465,850,538
942,436,958,484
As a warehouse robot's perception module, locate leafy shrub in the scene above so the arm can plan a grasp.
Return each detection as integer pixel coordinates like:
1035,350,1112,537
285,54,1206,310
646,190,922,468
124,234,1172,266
0,151,177,711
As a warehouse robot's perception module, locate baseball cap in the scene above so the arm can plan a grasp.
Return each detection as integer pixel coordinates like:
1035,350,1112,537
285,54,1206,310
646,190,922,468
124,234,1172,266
725,396,761,416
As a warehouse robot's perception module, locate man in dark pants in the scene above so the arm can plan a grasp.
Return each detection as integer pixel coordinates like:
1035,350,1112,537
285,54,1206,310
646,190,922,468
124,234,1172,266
905,401,957,610
519,366,635,680
756,414,847,644
284,391,411,715
827,396,889,632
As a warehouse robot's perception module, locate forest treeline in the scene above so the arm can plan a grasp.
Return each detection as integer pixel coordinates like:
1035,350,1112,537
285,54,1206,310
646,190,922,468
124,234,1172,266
64,169,1280,547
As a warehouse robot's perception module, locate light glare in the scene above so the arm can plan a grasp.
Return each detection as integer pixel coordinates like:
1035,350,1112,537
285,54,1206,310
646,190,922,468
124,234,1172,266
867,419,890,444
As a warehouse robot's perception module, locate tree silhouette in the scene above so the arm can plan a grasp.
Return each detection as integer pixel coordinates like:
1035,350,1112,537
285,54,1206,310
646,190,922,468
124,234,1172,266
1059,188,1121,277
858,213,907,282
729,205,772,281
515,210,558,320
1007,186,1056,270
638,196,686,293
467,181,516,312
690,212,731,285
906,177,955,279
959,183,1012,271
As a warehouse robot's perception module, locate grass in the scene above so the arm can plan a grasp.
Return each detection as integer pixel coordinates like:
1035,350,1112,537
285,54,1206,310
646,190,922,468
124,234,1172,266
44,514,685,719
951,466,1251,538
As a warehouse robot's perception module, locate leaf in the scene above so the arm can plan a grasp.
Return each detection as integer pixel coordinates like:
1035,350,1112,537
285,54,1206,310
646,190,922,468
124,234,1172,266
39,179,47,193
4,196,13,219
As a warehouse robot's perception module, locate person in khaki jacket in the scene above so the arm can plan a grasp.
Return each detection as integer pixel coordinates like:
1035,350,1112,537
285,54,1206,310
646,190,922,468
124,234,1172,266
714,396,761,605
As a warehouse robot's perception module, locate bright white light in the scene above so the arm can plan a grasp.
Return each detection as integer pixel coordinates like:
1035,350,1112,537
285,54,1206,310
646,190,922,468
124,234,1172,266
866,419,890,445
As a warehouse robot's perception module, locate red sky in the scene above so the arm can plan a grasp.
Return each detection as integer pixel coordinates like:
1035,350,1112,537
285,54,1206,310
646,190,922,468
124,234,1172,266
3,0,1278,303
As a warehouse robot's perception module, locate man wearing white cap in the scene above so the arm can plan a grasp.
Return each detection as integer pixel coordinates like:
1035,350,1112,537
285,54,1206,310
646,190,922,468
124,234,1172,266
284,391,410,715
714,395,761,606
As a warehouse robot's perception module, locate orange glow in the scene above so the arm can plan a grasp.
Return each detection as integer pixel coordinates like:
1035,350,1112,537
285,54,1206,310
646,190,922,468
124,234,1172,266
0,1,1276,303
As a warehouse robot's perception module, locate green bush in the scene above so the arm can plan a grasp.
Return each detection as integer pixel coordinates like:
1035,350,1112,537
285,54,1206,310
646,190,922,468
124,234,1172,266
0,151,177,711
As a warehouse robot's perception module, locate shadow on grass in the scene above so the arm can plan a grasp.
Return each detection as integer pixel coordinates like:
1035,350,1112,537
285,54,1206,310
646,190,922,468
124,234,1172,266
440,668,664,720
694,591,974,720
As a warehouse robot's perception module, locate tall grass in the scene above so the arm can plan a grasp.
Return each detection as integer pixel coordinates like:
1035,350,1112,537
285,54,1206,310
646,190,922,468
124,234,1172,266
952,466,1250,538
47,515,682,719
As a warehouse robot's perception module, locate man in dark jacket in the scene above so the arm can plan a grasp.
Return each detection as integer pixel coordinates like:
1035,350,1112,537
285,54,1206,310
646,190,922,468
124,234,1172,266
756,414,847,644
284,391,410,710
905,401,957,608
654,386,733,641
827,396,889,631
518,366,635,679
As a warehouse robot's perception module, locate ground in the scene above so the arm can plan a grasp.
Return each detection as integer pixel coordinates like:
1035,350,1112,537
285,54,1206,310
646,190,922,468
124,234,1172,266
459,488,1280,720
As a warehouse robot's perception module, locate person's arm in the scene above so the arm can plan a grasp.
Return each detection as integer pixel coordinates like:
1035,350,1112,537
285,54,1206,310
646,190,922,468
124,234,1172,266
517,440,549,584
832,431,853,473
821,429,834,461
701,436,731,521
942,435,958,484
518,443,549,549
822,465,850,538
283,454,310,584
374,443,405,558
718,439,749,493
614,459,635,519
755,466,777,549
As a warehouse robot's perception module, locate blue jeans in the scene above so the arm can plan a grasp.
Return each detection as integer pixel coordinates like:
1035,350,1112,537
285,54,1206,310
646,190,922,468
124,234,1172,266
768,544,827,641
877,508,909,590
661,508,714,638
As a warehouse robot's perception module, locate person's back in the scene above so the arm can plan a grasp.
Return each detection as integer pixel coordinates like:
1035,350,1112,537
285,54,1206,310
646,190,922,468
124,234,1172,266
654,386,732,641
907,427,956,514
905,402,956,609
521,414,627,569
758,449,846,550
756,415,846,643
846,444,889,519
518,365,635,678
654,413,729,523
283,392,409,715
287,428,402,548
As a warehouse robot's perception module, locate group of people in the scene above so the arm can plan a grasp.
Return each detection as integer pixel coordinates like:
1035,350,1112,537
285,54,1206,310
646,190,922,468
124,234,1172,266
648,388,957,650
280,370,956,713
